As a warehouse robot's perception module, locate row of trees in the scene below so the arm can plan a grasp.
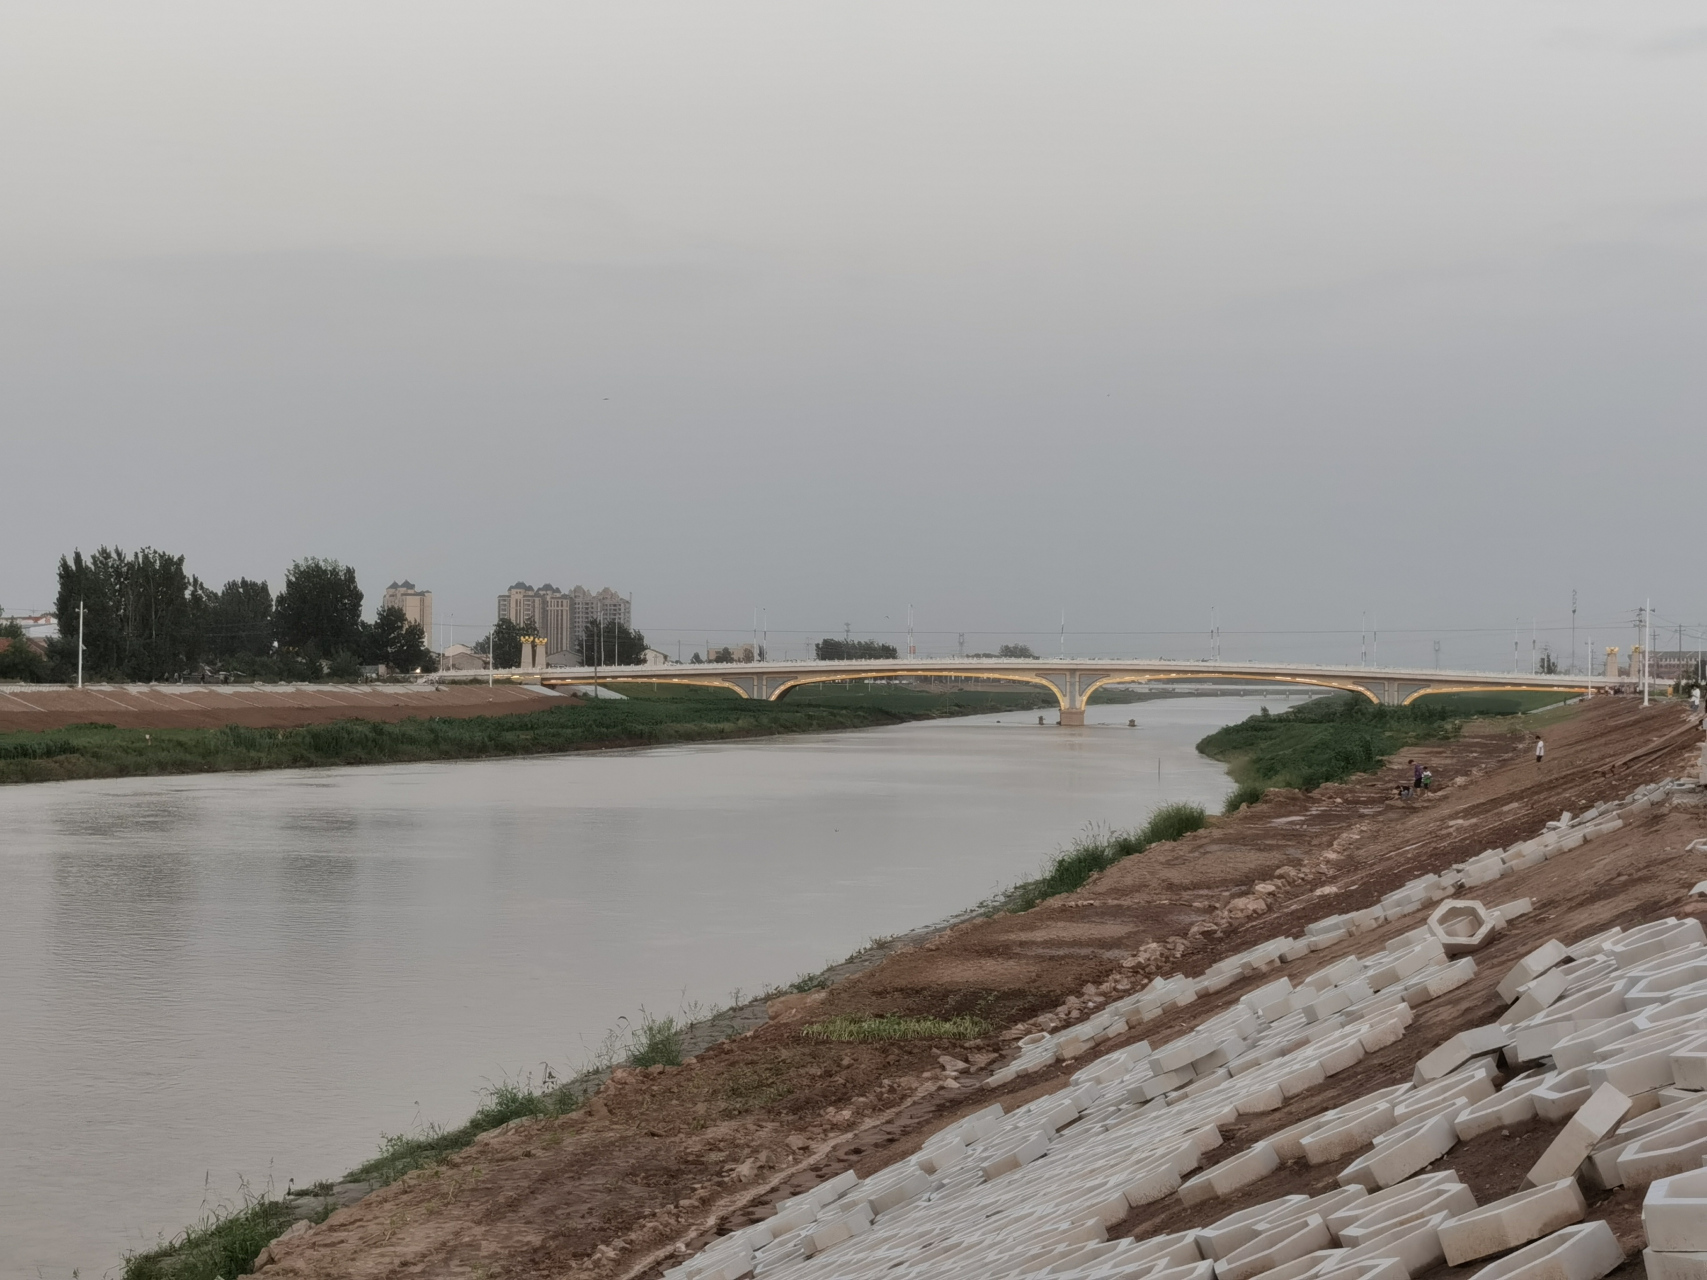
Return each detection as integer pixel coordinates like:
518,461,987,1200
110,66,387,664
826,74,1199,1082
31,548,435,683
815,638,898,660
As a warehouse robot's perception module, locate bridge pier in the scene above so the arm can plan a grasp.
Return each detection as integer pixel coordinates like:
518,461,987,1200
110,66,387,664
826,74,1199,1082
1059,708,1085,727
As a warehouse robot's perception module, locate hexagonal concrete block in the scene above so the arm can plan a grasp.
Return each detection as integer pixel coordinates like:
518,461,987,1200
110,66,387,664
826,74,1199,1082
1438,1177,1587,1266
1642,1247,1707,1280
1645,1166,1707,1252
1464,1221,1623,1280
1429,900,1497,955
1498,941,1571,1004
1338,1111,1458,1190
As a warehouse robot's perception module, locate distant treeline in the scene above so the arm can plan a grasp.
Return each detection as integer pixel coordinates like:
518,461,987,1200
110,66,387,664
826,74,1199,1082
13,548,435,684
815,638,898,660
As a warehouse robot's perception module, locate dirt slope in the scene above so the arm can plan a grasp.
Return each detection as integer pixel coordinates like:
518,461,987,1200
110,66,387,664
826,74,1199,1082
263,697,1705,1280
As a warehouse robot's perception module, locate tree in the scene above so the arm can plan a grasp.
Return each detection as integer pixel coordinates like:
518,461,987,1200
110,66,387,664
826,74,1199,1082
490,618,523,669
998,644,1040,659
815,638,898,660
0,617,46,682
580,619,647,666
274,559,363,659
364,605,436,672
1537,648,1560,675
206,578,274,660
49,546,205,681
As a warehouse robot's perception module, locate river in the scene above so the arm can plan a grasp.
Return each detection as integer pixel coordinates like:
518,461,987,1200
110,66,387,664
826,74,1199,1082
0,692,1296,1277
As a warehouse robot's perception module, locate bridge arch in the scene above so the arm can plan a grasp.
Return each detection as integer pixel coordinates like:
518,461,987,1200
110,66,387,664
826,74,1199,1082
1077,672,1381,707
767,669,1070,709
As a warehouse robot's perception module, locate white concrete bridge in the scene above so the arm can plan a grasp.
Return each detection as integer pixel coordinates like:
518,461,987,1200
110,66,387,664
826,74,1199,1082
442,658,1601,725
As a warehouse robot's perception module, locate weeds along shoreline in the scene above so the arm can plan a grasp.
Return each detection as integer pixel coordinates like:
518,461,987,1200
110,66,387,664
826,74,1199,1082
0,686,1057,785
117,690,1566,1278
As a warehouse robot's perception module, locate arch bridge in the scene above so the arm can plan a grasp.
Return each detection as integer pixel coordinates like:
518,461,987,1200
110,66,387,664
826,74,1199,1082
469,658,1600,724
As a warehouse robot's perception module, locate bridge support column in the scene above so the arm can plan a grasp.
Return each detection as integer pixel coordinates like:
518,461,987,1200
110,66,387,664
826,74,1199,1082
1059,708,1085,727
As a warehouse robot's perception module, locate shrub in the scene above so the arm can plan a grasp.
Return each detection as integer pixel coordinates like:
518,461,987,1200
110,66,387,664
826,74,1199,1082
1223,782,1267,814
627,1012,685,1067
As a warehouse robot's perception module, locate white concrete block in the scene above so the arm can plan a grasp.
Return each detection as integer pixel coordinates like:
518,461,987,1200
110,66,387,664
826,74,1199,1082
1532,1067,1596,1121
1305,1101,1402,1166
1215,1214,1332,1280
1500,942,1571,1005
1616,1112,1707,1186
1196,1195,1311,1259
1438,1178,1587,1266
1404,959,1478,1007
1324,1172,1460,1238
1180,1142,1279,1206
1644,1166,1707,1251
1457,1071,1552,1140
1335,1210,1452,1277
1337,1181,1477,1247
1311,1258,1408,1280
1508,969,1575,1024
1464,1221,1623,1280
1337,1112,1458,1190
1414,1027,1512,1084
1429,901,1497,955
1607,918,1707,970
1524,1083,1632,1187
1642,1248,1707,1280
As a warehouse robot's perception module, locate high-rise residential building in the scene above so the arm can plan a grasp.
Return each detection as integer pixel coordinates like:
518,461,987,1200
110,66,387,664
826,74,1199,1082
497,582,632,661
382,581,433,644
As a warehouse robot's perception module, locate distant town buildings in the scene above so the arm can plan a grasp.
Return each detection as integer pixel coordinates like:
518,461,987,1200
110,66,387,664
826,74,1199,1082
1,613,58,639
440,643,488,672
382,582,433,643
496,583,631,662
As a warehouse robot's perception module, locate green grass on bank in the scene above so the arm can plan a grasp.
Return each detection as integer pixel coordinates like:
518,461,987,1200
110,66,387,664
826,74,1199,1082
1001,802,1209,913
123,1195,298,1280
1409,690,1575,716
1197,695,1465,800
0,693,1042,786
801,1014,994,1042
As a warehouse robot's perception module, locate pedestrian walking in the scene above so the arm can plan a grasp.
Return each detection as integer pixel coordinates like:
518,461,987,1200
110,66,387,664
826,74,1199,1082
1412,760,1423,790
1535,738,1545,766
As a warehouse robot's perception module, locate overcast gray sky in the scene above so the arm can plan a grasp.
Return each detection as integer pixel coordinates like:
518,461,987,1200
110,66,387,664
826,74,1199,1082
3,3,1704,669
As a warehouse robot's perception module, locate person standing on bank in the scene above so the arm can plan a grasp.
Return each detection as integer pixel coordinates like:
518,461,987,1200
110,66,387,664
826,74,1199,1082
1535,738,1545,766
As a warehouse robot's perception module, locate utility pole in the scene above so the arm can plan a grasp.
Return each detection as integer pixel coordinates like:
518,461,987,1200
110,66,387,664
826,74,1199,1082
906,605,914,659
77,600,85,689
957,632,965,659
1433,639,1440,669
1513,620,1519,674
1531,619,1537,675
1060,608,1065,660
1372,613,1378,667
1644,597,1652,707
1361,613,1367,667
1571,589,1577,675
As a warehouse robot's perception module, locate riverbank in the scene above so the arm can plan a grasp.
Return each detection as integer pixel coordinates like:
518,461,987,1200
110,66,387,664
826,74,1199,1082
0,688,1053,785
234,695,1703,1280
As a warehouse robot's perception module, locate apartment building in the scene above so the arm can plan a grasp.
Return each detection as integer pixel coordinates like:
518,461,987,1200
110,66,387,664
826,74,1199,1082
381,582,433,643
496,583,631,661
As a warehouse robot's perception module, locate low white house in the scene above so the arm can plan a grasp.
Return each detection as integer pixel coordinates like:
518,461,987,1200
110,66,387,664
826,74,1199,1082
641,648,670,666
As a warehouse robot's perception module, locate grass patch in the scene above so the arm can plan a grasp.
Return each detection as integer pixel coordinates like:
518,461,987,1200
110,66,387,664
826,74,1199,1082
1409,690,1575,715
1197,695,1462,793
627,1012,685,1067
801,1014,994,1042
123,1192,295,1280
0,697,955,785
1000,802,1209,913
344,1075,579,1187
1222,781,1268,814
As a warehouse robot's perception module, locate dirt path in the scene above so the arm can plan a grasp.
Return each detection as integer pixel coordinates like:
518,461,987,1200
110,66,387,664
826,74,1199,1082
261,697,1704,1280
0,682,566,732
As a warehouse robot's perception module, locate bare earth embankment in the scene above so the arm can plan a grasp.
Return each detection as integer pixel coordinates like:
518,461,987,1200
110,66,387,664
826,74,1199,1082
0,682,559,732
260,697,1705,1280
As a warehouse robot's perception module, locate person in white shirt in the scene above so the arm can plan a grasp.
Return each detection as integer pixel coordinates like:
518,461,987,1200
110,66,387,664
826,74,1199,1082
1535,738,1545,766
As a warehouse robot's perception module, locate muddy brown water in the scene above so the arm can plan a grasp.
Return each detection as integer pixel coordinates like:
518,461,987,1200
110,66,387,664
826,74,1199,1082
0,693,1293,1278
